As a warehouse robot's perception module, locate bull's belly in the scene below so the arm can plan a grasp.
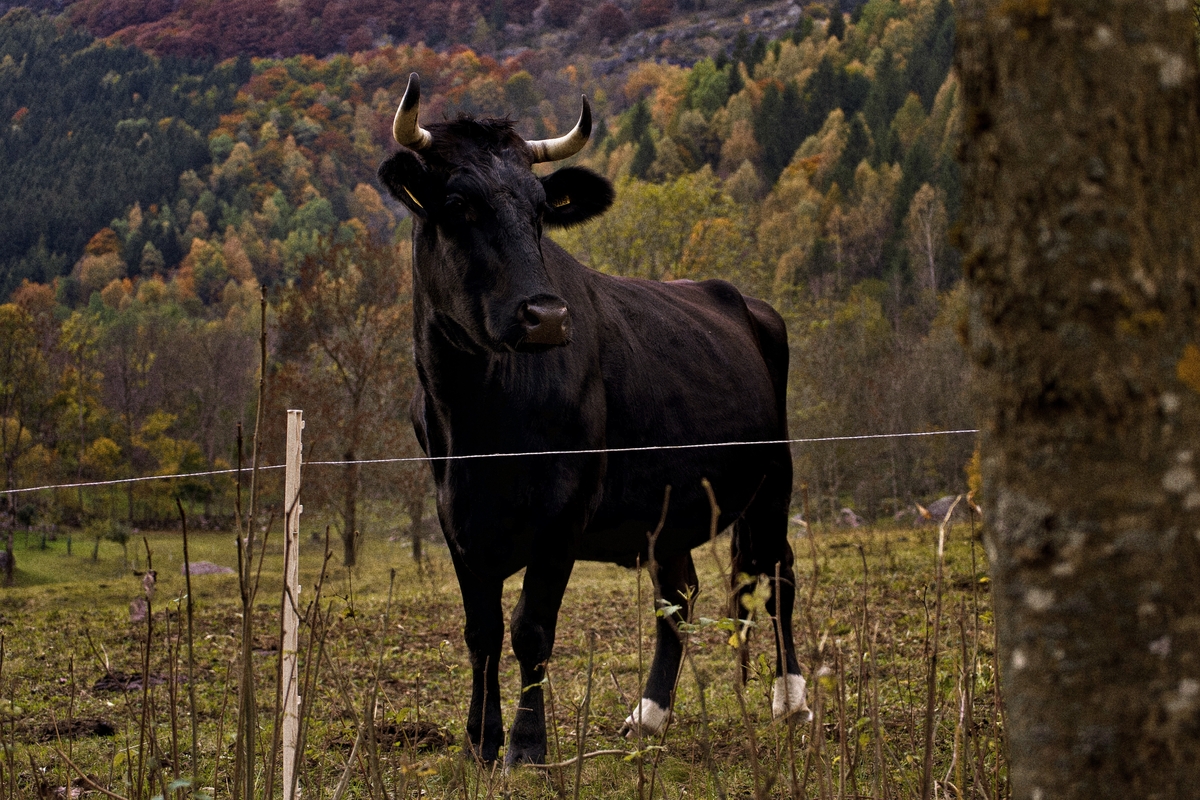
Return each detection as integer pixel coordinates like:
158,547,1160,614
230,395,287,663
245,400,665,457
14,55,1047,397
575,517,735,567
577,442,788,565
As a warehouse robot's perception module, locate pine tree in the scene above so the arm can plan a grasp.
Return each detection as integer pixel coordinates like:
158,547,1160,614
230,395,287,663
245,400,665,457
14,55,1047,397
827,11,845,41
726,61,744,96
754,80,804,185
911,0,954,109
894,137,933,225
792,16,814,43
621,100,652,145
863,51,906,137
630,132,657,180
829,114,871,192
749,35,768,68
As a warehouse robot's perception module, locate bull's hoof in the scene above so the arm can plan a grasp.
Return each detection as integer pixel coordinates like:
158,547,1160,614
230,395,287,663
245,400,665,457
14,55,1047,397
620,698,670,738
772,673,812,723
466,730,504,764
503,741,546,768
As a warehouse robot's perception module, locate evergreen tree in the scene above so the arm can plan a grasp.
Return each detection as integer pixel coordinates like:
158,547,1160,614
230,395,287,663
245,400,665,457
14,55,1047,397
827,11,845,41
749,35,768,68
630,132,656,179
801,57,839,138
620,99,652,145
875,124,900,166
863,52,907,139
726,61,744,96
829,114,871,192
911,0,954,109
731,29,751,65
754,80,804,185
894,137,933,224
792,16,814,43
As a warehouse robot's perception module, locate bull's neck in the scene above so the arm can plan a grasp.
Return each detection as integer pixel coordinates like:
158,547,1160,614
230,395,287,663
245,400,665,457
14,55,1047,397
410,274,497,397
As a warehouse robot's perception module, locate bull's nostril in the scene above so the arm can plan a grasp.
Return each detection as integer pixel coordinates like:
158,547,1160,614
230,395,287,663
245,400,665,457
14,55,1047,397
519,299,570,346
520,303,542,327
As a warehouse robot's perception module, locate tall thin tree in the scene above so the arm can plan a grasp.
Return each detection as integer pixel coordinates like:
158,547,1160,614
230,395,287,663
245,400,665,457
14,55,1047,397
276,234,419,567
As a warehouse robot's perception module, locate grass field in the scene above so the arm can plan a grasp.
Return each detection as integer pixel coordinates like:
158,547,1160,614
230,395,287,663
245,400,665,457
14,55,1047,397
0,507,1007,799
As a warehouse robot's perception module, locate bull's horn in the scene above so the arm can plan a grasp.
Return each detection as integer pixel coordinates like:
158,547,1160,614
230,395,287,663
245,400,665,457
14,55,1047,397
393,72,433,149
526,95,592,163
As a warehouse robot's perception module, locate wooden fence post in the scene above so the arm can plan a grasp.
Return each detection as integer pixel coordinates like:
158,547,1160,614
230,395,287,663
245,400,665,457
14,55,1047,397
283,409,303,799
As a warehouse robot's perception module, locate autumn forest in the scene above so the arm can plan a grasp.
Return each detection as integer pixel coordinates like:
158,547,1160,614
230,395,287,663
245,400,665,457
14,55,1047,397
0,0,971,549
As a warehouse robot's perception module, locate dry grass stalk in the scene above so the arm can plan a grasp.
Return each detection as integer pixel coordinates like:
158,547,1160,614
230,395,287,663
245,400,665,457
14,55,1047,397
836,646,849,800
233,288,268,800
176,497,199,791
572,630,596,800
135,537,156,799
363,568,399,800
921,495,960,800
868,620,889,800
289,527,336,799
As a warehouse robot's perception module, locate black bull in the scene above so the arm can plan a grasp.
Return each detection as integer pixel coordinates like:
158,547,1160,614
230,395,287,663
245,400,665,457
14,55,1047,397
378,73,810,766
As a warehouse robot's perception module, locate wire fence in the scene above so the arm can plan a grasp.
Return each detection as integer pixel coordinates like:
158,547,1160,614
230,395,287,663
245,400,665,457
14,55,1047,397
3,428,979,496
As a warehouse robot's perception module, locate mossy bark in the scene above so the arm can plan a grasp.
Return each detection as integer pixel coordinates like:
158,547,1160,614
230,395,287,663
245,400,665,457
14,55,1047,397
958,1,1200,797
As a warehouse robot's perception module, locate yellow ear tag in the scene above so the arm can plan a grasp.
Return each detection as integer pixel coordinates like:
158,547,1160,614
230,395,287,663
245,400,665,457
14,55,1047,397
552,195,571,208
403,186,424,209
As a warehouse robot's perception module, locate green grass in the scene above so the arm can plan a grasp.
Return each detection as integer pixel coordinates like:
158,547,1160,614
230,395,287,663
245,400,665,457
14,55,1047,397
0,511,1007,799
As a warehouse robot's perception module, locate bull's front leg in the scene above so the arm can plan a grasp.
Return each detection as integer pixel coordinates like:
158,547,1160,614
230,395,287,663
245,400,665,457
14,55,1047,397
506,554,574,766
622,551,698,738
451,552,506,762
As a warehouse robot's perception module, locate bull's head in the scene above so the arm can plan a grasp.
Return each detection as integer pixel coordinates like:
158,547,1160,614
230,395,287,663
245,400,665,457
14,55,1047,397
378,73,614,353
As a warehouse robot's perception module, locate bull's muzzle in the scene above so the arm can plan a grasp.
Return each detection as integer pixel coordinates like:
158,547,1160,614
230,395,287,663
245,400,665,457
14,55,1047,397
518,297,570,347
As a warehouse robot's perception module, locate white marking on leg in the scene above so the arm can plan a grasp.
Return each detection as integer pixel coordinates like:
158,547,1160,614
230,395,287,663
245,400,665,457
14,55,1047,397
621,698,670,737
773,673,812,722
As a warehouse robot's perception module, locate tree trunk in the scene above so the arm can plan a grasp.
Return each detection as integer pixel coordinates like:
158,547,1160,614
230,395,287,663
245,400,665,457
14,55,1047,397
342,450,358,567
407,494,424,565
958,2,1200,797
3,493,13,588
3,530,12,587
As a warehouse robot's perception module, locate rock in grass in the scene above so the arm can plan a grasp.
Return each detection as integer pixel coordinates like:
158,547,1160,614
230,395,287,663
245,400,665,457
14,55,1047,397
182,561,235,576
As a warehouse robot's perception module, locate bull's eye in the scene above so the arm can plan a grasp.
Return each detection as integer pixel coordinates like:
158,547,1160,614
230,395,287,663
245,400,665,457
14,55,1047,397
443,194,474,223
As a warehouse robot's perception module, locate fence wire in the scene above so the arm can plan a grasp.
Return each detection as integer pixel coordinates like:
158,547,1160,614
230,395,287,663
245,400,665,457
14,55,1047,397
3,428,979,496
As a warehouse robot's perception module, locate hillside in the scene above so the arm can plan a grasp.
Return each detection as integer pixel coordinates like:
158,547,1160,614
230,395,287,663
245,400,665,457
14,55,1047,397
0,0,970,529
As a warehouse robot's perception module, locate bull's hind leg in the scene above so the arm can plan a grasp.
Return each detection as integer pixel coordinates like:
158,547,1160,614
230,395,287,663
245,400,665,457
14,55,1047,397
731,470,812,722
621,551,698,737
506,554,574,766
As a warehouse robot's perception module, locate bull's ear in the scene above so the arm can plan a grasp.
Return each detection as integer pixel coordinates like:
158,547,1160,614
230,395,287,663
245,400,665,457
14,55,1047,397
541,167,614,228
378,150,435,219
